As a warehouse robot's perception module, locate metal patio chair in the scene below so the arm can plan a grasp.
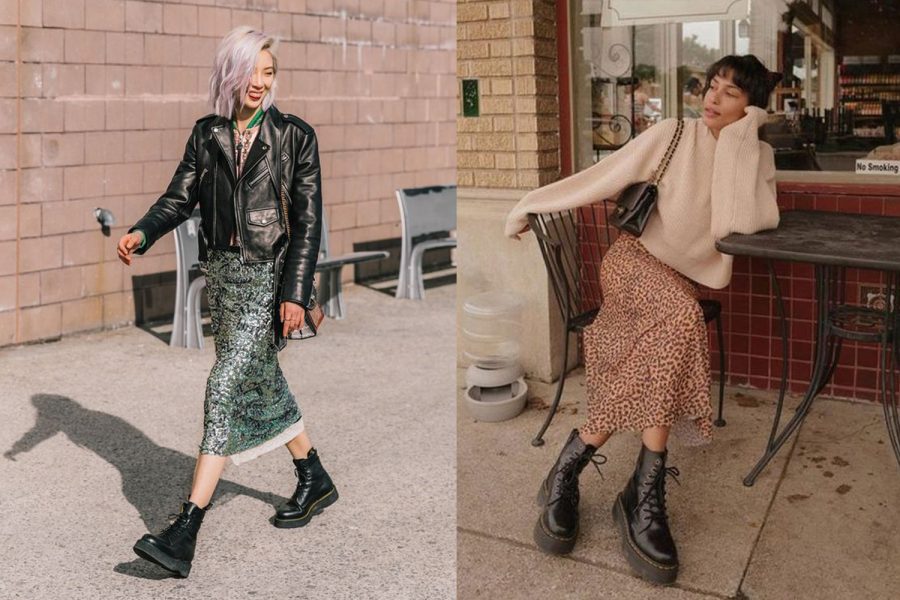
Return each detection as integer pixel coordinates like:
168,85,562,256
315,210,390,319
174,208,389,349
395,185,457,300
172,210,205,349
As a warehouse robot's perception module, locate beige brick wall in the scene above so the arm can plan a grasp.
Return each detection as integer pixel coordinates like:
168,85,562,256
0,0,456,347
457,0,558,190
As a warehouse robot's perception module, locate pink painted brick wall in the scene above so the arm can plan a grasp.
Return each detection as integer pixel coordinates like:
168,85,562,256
0,0,457,346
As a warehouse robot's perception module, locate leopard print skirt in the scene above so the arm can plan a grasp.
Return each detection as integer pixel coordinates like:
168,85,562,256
580,232,713,445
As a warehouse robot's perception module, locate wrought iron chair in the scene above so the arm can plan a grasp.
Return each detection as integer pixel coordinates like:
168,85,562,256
528,204,727,447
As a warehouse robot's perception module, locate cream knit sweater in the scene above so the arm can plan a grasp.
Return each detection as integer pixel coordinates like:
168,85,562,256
504,106,780,289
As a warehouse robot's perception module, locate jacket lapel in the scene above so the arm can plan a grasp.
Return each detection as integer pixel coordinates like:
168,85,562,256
240,121,271,183
211,118,236,183
207,107,283,187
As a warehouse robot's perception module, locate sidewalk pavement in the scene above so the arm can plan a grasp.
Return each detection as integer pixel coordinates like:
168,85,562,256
0,284,456,600
458,370,900,600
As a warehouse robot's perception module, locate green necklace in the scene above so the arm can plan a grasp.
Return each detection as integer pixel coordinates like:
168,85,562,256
233,106,265,132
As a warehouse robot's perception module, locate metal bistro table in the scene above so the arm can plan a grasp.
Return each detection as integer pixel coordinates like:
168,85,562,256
716,210,900,486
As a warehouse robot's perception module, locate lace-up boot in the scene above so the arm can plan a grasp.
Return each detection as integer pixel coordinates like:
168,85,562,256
274,447,339,528
612,443,681,584
132,498,211,578
533,428,606,554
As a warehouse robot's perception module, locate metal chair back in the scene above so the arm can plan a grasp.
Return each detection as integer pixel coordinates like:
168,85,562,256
396,185,457,239
526,202,615,446
527,203,615,332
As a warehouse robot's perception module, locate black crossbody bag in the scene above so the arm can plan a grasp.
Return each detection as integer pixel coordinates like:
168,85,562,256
609,119,684,236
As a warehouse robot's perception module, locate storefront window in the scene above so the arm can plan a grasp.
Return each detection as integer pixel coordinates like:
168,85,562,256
680,21,722,120
569,0,900,174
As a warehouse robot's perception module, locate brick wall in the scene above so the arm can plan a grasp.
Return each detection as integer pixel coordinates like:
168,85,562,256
457,0,558,189
0,0,456,347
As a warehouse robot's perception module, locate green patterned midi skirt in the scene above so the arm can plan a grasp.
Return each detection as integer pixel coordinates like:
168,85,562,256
198,248,304,465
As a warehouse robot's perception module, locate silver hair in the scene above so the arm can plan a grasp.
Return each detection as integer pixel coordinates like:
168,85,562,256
208,26,280,118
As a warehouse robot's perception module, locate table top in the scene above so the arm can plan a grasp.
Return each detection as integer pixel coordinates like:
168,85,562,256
716,210,900,271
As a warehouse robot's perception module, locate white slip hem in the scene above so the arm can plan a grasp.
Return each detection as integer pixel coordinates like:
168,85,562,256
228,417,305,465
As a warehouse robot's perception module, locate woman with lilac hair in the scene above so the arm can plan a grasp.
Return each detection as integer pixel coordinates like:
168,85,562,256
117,26,338,578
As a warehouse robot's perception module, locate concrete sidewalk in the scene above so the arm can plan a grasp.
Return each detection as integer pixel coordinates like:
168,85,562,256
0,284,456,599
458,371,900,600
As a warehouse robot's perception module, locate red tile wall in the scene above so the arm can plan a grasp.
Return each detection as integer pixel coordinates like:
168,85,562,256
578,182,900,403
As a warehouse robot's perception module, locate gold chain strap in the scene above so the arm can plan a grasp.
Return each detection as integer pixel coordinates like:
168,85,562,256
651,119,684,185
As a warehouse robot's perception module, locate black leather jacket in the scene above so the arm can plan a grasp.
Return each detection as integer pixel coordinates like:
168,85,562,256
128,104,322,351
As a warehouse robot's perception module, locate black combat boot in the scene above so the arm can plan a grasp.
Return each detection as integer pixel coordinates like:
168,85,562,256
533,428,606,554
612,443,681,585
133,497,211,578
274,447,339,528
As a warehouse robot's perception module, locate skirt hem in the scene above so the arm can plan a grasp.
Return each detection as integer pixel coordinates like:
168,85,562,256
228,417,305,465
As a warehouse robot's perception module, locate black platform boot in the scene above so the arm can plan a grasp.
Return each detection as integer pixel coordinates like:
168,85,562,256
533,428,606,554
133,497,211,578
274,447,339,528
612,444,681,585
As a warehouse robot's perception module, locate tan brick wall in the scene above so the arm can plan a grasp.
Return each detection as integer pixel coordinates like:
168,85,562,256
457,0,558,190
0,0,456,346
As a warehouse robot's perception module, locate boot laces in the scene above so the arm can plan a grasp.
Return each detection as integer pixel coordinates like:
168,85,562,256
161,510,191,537
634,465,680,533
548,452,607,507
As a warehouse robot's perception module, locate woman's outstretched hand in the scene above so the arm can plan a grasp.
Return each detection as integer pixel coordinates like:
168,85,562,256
117,232,144,266
280,301,307,337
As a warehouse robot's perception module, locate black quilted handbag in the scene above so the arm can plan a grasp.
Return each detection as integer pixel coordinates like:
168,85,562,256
609,119,684,236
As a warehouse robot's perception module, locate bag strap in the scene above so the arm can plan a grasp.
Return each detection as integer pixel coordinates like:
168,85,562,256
650,118,684,185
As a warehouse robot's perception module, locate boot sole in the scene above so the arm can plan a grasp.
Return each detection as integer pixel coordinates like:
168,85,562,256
612,493,678,585
273,487,339,529
532,479,577,555
132,539,191,578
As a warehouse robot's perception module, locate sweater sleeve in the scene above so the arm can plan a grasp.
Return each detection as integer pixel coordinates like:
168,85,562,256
504,118,678,238
710,106,780,241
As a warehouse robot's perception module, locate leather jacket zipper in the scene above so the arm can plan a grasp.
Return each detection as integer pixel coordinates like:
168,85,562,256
213,161,218,249
232,177,244,257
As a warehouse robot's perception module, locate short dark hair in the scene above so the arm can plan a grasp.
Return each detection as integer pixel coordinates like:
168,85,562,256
702,55,782,108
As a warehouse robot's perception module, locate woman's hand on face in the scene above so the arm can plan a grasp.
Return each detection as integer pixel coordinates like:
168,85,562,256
742,105,769,128
280,301,306,337
116,232,143,266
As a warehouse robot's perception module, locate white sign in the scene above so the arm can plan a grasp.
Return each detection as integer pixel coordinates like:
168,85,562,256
592,0,750,25
855,159,900,176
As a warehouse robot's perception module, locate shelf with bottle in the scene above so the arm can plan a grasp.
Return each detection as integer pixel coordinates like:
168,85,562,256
841,101,887,117
839,74,900,86
840,90,900,102
838,58,899,138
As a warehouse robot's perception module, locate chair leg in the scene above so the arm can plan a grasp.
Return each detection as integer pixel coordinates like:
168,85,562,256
332,270,346,320
531,327,571,447
396,245,409,299
714,313,727,427
410,245,426,301
186,277,206,350
170,271,186,347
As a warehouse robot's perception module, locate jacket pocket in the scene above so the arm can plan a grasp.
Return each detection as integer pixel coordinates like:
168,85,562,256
247,166,270,188
247,207,279,227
